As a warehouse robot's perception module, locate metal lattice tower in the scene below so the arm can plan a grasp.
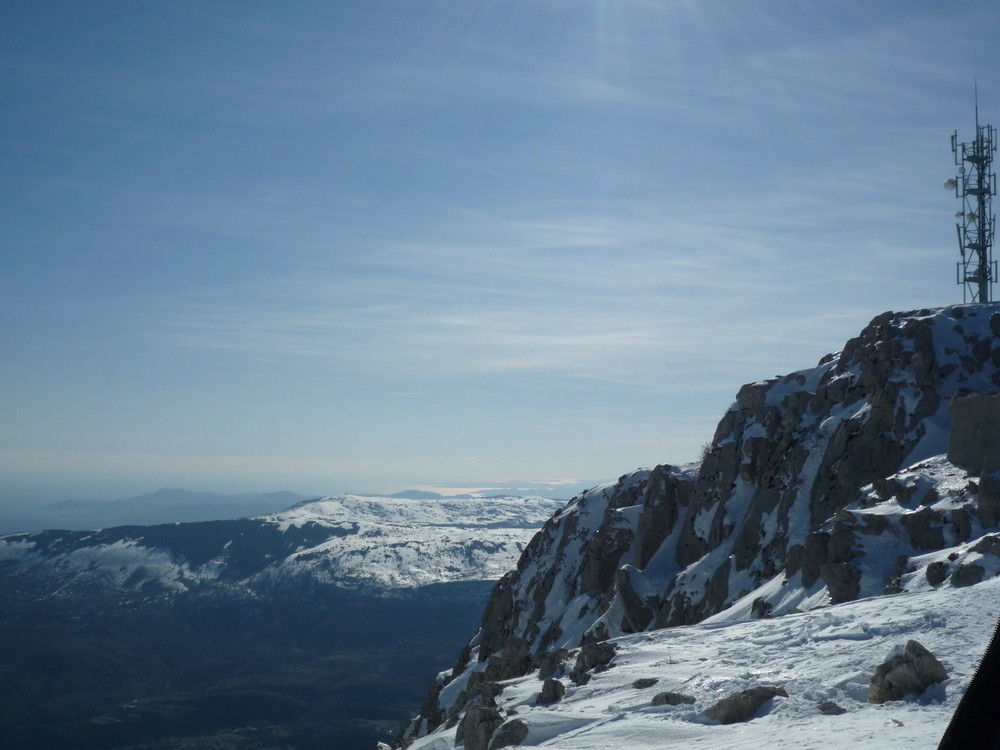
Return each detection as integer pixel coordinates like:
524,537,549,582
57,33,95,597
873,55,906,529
948,87,997,303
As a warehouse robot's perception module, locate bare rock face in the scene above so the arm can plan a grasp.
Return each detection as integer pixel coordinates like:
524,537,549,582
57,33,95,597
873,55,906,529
569,641,616,685
705,686,788,724
489,718,528,750
948,392,1000,475
537,678,565,705
900,507,946,549
455,704,504,750
616,565,657,633
483,637,533,683
535,649,568,680
868,640,949,704
977,476,1000,527
576,641,616,672
820,561,862,604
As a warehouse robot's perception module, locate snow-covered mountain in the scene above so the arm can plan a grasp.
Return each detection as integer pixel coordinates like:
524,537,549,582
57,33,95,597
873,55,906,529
0,494,564,750
0,494,565,595
401,304,1000,749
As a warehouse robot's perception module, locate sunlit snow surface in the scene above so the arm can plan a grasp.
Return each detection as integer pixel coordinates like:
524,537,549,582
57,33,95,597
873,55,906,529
411,578,999,749
260,495,567,588
0,495,567,592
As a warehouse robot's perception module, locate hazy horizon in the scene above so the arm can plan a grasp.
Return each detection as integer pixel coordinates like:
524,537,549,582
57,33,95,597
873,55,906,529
0,476,610,510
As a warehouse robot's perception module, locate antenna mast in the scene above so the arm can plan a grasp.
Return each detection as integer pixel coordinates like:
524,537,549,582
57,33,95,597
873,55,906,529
949,83,997,303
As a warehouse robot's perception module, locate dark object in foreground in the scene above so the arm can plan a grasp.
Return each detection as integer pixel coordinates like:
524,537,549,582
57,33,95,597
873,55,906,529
938,615,1000,749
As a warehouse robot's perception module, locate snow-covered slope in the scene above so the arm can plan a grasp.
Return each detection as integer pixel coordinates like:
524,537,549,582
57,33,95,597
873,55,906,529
406,577,999,750
0,494,565,595
401,304,1000,748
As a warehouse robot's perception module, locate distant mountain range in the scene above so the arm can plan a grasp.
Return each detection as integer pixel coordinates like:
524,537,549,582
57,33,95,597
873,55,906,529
0,483,599,535
0,488,312,533
0,493,564,749
0,494,566,594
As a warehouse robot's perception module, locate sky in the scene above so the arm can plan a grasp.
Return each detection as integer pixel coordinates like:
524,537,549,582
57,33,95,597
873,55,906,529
2,0,1000,507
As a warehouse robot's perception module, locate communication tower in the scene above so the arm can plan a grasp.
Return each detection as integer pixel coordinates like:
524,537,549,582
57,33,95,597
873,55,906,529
947,87,997,303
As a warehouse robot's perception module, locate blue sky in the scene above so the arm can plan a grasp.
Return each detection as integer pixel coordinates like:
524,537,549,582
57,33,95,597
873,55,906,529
2,1,999,505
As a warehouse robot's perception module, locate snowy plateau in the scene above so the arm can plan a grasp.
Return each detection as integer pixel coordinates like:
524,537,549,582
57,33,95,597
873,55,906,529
401,304,1000,750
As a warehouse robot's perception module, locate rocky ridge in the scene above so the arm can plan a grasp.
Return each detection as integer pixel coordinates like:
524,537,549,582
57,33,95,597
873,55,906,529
403,304,1000,744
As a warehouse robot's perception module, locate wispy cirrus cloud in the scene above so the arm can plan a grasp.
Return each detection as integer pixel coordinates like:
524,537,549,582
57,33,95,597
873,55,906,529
150,193,878,392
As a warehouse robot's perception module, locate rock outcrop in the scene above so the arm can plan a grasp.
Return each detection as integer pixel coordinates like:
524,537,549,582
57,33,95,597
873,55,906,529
537,678,565,705
868,640,949,704
948,391,1000,474
651,691,696,707
817,700,846,715
705,686,788,724
455,705,504,750
401,305,1000,745
489,719,528,750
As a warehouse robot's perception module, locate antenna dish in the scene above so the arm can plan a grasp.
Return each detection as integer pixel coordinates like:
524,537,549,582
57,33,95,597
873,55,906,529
945,178,958,190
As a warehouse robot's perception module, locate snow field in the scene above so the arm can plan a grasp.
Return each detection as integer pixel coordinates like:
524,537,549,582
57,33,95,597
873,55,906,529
412,577,1000,749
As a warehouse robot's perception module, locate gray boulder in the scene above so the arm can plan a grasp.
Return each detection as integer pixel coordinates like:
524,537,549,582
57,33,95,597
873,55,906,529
751,597,773,619
926,560,949,586
456,704,504,750
570,641,616,684
537,678,565,705
868,640,949,703
818,700,847,715
489,718,529,749
652,691,697,707
900,507,946,550
705,686,788,724
950,562,985,588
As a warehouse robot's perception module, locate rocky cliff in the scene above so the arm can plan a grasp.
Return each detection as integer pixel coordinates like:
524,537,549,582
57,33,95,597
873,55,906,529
403,304,1000,743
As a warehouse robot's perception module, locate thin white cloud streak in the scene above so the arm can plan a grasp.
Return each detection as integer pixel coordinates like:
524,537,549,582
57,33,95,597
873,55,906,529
151,192,885,392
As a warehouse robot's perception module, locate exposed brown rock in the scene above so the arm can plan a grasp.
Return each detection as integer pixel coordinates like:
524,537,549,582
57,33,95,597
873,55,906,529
868,640,948,704
706,686,788,724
